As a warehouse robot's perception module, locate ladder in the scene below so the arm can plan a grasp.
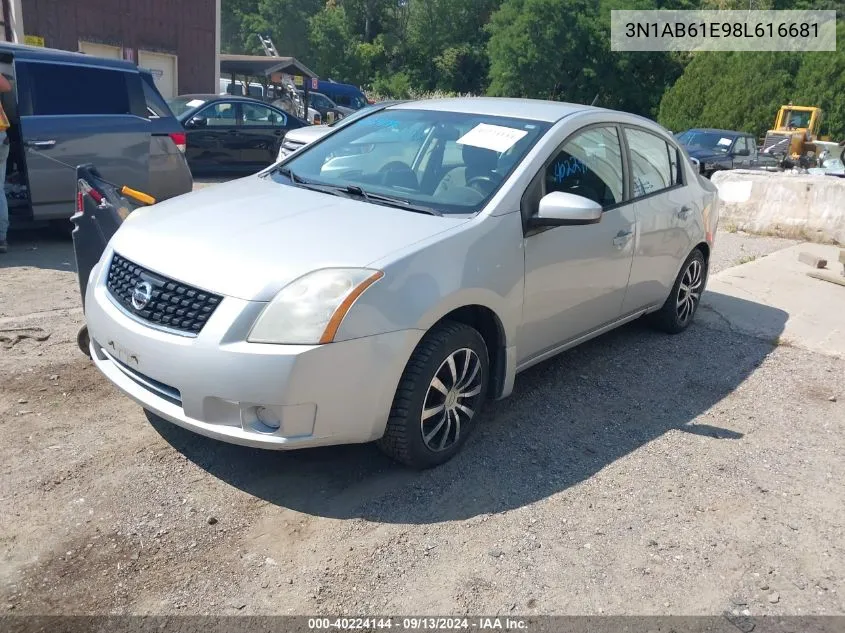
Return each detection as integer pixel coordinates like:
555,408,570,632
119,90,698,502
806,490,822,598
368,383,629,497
258,34,279,57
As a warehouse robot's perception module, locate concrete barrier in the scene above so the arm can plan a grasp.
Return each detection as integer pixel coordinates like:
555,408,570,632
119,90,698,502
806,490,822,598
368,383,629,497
711,169,845,244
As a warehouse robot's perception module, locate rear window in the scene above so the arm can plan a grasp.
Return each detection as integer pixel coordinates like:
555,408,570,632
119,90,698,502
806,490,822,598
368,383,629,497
19,61,133,116
140,73,173,118
167,96,207,117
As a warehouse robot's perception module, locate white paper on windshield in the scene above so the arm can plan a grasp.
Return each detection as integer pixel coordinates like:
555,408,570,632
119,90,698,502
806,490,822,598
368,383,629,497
186,99,206,108
457,123,528,153
717,137,733,146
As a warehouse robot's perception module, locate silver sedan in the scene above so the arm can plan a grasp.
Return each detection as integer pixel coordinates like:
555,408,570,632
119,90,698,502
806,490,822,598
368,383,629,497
84,97,719,469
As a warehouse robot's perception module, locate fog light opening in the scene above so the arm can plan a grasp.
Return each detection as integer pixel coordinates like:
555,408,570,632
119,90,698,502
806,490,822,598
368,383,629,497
256,406,281,430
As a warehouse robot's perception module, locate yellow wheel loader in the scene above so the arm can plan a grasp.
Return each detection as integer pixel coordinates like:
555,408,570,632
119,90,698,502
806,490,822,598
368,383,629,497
760,104,841,169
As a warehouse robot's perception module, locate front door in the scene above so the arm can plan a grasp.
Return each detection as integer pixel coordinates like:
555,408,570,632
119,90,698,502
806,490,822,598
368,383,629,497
16,60,150,221
238,102,288,168
184,100,243,172
519,125,636,365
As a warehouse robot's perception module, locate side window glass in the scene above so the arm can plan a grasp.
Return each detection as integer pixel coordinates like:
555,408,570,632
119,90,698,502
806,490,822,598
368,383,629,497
545,126,623,207
200,102,237,126
22,62,131,116
747,137,758,157
141,74,171,119
242,103,285,126
625,128,674,198
667,142,681,186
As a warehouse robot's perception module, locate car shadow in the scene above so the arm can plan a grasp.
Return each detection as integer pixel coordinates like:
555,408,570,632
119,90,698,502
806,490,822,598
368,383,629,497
149,292,787,524
0,227,76,273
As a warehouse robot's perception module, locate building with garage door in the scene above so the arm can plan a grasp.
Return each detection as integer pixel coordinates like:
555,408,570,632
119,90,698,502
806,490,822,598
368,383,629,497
3,0,220,98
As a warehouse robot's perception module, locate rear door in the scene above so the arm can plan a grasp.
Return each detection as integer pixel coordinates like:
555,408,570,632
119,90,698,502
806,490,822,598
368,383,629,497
238,102,290,168
15,59,150,220
621,126,694,313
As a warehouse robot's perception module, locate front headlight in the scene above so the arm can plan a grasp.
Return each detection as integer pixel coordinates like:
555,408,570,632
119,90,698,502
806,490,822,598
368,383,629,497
247,268,384,345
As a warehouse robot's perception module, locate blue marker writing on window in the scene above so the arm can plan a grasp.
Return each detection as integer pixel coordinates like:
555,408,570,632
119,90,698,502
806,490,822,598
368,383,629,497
552,157,587,183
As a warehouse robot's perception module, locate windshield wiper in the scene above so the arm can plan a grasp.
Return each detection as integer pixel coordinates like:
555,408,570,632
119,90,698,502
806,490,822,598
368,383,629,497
338,184,443,216
274,167,350,196
274,169,442,216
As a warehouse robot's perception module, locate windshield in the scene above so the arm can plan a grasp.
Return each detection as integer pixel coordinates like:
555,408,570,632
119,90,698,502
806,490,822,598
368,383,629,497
277,108,551,215
676,130,735,154
349,94,369,109
783,109,811,128
167,96,207,117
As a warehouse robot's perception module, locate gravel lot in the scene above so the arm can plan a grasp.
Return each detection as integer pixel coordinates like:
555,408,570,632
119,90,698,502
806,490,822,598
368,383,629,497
1,227,841,617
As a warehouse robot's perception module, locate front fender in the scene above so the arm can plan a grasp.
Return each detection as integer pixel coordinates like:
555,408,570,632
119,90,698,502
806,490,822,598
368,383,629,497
333,213,525,348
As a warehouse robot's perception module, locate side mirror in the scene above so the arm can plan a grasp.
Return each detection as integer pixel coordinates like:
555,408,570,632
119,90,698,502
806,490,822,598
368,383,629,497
734,148,750,156
185,116,206,129
530,191,603,227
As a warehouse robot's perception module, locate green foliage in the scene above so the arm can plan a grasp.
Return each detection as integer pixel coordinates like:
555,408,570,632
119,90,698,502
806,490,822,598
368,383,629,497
659,20,845,139
221,0,845,139
793,21,845,137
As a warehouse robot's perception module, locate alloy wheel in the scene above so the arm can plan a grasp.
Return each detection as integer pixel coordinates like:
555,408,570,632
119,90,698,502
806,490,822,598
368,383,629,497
420,348,483,452
676,258,704,324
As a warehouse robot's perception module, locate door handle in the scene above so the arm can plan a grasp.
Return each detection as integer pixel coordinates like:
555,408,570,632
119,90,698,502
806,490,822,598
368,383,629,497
613,230,633,248
27,140,56,149
677,206,691,219
273,129,283,136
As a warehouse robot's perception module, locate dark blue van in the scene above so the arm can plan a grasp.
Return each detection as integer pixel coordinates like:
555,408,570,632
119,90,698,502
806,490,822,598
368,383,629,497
0,42,192,228
315,80,369,110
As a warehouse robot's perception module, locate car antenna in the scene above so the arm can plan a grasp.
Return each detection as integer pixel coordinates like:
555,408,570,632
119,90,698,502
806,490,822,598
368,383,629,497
590,93,599,107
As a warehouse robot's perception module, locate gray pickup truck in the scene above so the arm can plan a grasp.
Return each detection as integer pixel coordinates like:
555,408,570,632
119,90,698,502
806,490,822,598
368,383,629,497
0,42,193,229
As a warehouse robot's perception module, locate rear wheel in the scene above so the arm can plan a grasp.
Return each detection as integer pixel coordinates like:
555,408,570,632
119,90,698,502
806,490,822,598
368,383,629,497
648,248,707,334
377,321,489,469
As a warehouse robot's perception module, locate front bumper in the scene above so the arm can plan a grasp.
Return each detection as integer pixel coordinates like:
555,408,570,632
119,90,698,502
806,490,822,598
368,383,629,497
84,259,421,450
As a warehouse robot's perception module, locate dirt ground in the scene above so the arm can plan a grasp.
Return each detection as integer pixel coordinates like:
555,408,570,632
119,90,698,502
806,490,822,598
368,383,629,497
1,227,843,617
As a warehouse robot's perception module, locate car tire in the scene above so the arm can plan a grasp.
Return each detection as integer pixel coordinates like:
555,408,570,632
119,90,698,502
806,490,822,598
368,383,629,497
648,248,707,334
377,320,489,469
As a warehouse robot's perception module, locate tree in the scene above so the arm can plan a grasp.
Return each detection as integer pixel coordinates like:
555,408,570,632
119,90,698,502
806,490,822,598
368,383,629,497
486,0,605,102
486,0,683,116
221,0,260,53
793,20,845,139
658,52,801,137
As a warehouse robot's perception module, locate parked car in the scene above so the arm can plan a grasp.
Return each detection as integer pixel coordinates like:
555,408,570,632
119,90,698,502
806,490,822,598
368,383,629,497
299,90,354,122
675,128,778,177
277,100,405,160
167,94,308,174
219,77,265,99
0,42,192,229
83,97,718,469
314,79,369,110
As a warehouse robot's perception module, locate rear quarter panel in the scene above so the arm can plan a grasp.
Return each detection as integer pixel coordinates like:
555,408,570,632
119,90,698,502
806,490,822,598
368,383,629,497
148,135,193,201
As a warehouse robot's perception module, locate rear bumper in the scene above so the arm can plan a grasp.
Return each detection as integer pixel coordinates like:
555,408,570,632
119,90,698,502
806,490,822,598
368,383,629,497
84,266,421,450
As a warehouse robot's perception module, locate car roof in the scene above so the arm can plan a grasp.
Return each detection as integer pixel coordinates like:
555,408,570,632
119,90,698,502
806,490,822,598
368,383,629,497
683,128,745,136
388,97,606,123
0,41,139,71
318,80,363,92
174,94,270,104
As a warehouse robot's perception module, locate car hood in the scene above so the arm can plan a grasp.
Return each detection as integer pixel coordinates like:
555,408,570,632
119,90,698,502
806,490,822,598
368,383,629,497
285,125,332,144
108,175,468,302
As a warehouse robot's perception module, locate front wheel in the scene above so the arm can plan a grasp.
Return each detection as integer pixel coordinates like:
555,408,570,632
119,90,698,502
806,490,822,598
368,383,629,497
648,248,707,334
377,321,489,469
